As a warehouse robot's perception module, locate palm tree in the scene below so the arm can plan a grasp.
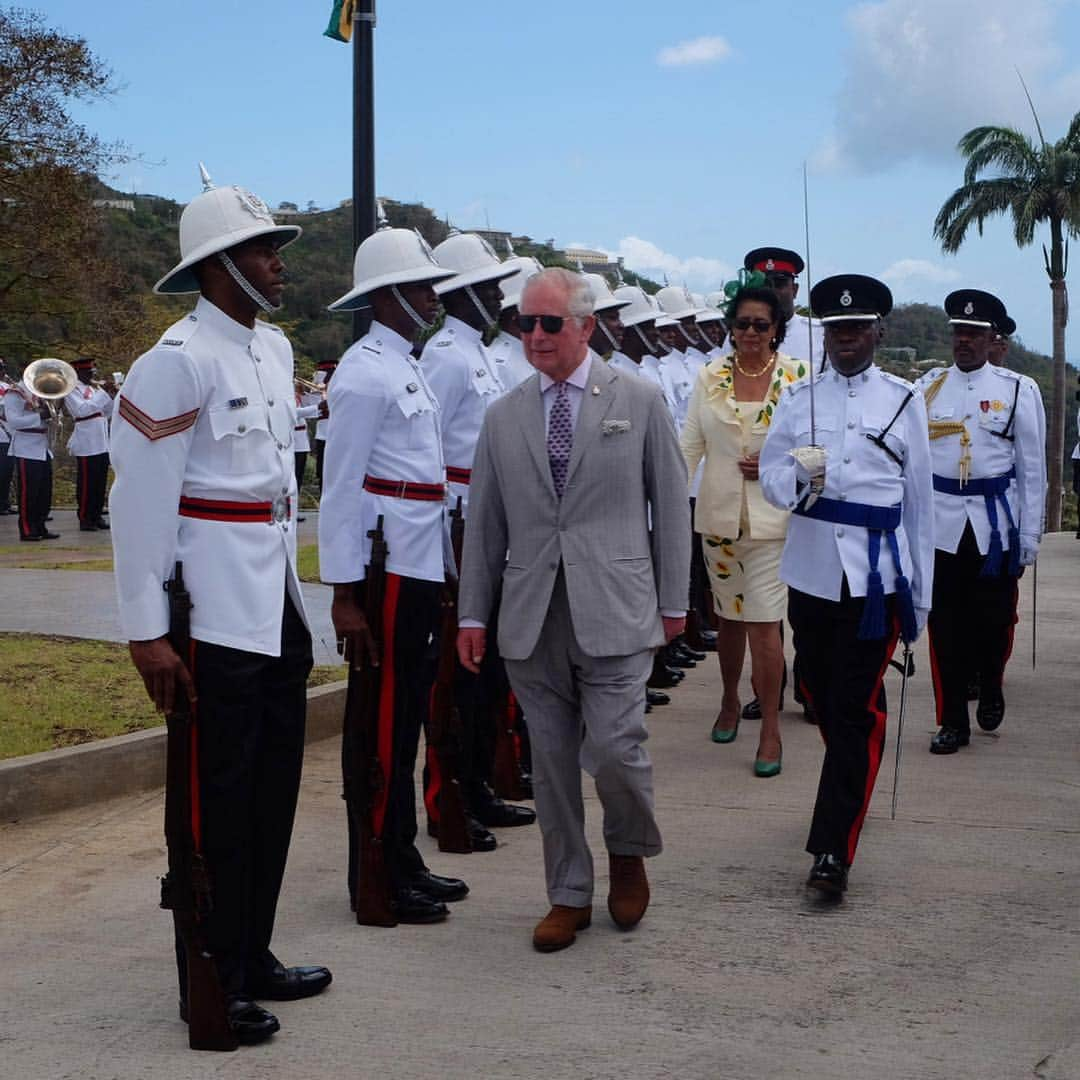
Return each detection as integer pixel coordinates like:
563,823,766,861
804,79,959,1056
934,110,1080,531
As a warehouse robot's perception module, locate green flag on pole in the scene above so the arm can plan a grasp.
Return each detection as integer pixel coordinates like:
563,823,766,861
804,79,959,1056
324,0,355,43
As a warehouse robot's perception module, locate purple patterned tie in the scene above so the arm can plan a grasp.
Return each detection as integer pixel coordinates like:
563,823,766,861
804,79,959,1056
548,381,573,497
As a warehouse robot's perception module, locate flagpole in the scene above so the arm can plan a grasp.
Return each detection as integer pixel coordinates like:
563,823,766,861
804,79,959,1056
352,0,377,343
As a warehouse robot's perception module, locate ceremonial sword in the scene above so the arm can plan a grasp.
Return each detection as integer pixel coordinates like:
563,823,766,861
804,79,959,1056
802,162,823,508
890,640,912,821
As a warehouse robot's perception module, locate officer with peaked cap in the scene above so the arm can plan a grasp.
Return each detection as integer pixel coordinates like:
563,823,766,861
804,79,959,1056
63,357,115,530
321,225,476,922
420,233,537,844
486,254,542,391
744,247,824,373
110,168,331,1045
917,289,1046,754
760,273,934,896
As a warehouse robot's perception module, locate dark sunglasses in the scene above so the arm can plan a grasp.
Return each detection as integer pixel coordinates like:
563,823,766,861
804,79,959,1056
731,318,774,333
763,272,794,287
517,313,570,334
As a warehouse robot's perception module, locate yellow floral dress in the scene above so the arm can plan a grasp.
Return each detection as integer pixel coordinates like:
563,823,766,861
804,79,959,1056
701,356,805,622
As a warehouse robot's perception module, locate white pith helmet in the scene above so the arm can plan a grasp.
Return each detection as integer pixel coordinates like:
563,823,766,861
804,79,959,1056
705,290,727,310
433,232,516,296
154,167,300,295
613,285,662,327
655,284,699,322
583,273,630,315
693,292,724,323
327,228,456,312
499,255,544,311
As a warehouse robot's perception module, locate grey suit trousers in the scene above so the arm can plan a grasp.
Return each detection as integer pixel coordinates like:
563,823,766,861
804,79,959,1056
505,571,662,907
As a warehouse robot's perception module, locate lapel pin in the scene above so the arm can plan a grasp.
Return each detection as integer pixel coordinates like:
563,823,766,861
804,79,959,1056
592,385,600,395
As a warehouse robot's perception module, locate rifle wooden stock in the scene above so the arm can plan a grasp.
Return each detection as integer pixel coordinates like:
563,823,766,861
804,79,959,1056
492,690,527,803
342,516,398,927
429,496,472,853
161,562,237,1052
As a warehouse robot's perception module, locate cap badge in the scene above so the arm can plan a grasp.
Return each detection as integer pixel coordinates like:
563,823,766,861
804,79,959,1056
765,259,775,270
235,188,272,223
840,289,853,307
964,301,975,316
406,382,419,393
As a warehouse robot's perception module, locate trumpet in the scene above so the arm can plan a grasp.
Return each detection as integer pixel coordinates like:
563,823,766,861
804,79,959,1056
294,375,327,398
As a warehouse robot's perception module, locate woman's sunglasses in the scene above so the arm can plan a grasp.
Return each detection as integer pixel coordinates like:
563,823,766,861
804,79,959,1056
731,318,774,334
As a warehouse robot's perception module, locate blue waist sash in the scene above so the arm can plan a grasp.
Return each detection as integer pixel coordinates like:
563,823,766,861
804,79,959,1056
793,495,916,643
932,467,1019,578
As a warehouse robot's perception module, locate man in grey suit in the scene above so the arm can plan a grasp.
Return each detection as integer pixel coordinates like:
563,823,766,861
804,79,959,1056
456,268,691,952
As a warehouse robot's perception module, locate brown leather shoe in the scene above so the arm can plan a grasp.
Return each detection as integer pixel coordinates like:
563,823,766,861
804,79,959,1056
607,854,649,930
532,905,592,952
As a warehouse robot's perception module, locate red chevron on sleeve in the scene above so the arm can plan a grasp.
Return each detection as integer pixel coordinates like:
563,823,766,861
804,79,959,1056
118,394,199,441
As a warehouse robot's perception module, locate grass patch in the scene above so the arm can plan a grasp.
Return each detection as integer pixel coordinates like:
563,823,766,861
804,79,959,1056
0,633,343,761
297,542,320,583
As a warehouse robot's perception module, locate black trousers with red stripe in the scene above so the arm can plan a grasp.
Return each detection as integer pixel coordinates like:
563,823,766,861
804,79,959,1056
789,583,899,866
75,451,109,525
175,593,312,999
16,455,51,539
294,450,308,499
347,573,442,893
0,441,13,511
927,523,1020,733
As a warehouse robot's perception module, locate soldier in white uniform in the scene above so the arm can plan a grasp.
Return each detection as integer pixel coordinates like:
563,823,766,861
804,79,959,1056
64,357,115,530
743,247,825,373
918,290,1045,754
312,359,336,487
695,297,727,360
422,233,536,841
0,358,15,515
292,385,323,521
5,372,57,541
486,254,542,391
761,274,934,896
109,172,331,1045
582,273,630,362
321,225,474,921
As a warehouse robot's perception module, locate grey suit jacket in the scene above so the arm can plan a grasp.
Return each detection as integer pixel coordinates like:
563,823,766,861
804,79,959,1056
459,354,691,660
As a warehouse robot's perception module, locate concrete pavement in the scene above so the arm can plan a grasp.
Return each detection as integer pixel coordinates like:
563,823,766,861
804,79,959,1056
0,533,1078,1079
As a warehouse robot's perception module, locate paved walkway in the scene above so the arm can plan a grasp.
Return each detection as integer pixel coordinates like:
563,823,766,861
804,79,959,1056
0,509,341,665
1,533,1078,1079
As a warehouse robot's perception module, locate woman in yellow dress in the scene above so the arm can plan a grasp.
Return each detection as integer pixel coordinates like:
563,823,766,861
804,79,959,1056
681,284,807,776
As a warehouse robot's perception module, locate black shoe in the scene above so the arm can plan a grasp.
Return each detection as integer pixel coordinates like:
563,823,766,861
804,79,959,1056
976,688,1004,731
807,854,848,895
698,629,717,651
425,815,498,852
393,886,450,923
645,702,652,714
246,962,332,1001
646,689,670,707
179,996,280,1045
297,515,307,522
39,530,60,540
930,726,970,754
19,534,42,542
677,643,707,662
667,648,697,669
0,506,12,515
94,518,110,530
647,666,682,689
79,522,98,531
406,869,469,902
473,796,535,828
741,698,762,721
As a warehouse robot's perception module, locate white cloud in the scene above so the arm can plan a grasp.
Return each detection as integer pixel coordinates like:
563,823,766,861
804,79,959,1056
879,258,962,289
610,236,734,290
656,35,731,68
820,0,1080,172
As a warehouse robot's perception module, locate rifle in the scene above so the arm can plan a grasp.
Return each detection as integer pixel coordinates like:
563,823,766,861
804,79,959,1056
492,686,528,803
428,497,471,853
342,515,398,926
160,562,238,1052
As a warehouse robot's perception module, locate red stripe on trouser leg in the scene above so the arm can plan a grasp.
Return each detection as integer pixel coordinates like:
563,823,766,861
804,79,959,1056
373,573,401,838
18,459,29,537
423,740,442,823
927,627,946,728
1001,580,1020,669
845,618,901,866
78,456,89,522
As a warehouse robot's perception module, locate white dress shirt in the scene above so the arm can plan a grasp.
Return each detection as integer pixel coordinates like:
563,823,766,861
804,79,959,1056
64,383,113,456
485,330,534,391
5,387,52,461
760,365,934,621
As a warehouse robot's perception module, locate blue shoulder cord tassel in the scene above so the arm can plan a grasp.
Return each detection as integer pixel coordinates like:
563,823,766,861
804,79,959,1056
885,531,918,643
857,530,887,640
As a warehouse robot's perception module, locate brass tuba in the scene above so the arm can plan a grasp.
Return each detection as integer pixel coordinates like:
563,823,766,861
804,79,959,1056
22,358,79,443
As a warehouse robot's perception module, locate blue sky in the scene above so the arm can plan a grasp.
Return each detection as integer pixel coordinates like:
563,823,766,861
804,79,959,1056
42,0,1080,358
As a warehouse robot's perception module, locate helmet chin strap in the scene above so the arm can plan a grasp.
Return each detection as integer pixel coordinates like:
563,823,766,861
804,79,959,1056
465,284,496,330
679,324,698,348
391,284,434,331
597,318,619,352
218,251,278,313
634,325,654,354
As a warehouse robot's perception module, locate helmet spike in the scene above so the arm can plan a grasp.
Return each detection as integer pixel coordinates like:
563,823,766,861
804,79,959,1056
198,162,215,192
376,199,390,230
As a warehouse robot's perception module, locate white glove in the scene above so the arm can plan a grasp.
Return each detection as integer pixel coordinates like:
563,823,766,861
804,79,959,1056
914,607,929,641
1019,539,1039,567
790,445,827,482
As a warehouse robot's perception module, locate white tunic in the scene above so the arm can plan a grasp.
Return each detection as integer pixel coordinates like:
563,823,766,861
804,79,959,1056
293,391,321,453
64,384,113,456
5,388,51,461
785,312,825,373
658,347,693,430
0,385,10,446
760,365,934,618
915,363,1045,554
421,315,503,511
109,296,306,655
485,330,534,391
319,321,447,585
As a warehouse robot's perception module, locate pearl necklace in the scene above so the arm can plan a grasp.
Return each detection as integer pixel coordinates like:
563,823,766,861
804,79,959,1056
733,350,776,378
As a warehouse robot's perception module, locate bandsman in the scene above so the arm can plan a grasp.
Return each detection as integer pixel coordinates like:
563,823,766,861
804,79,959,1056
63,357,115,531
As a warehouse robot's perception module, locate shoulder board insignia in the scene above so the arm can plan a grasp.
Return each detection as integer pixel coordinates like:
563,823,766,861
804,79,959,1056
361,344,380,354
433,339,452,347
118,395,199,442
262,322,284,334
993,366,1020,380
